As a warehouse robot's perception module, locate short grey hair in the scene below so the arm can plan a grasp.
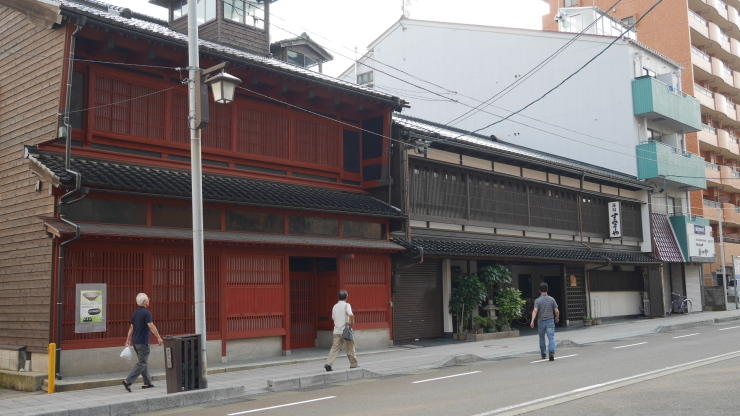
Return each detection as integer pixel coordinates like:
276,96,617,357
338,290,348,301
136,293,149,306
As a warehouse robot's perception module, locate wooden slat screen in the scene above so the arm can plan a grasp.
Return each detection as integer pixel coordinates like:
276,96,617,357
151,253,220,336
411,165,467,218
342,258,390,328
237,107,290,159
294,119,341,168
62,250,145,342
171,93,189,145
530,186,578,231
620,202,643,238
469,175,528,225
225,256,285,338
565,266,587,321
201,97,232,150
94,76,165,140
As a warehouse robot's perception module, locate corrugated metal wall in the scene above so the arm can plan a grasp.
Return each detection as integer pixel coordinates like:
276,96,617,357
393,260,443,341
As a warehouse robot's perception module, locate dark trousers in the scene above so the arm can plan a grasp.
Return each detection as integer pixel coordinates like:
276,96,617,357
125,344,152,385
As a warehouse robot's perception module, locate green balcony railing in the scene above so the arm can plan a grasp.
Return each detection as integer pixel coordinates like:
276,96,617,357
632,76,702,133
636,141,706,190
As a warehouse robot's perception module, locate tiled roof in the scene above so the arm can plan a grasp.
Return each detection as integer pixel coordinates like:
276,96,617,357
26,149,404,218
392,238,661,264
56,1,400,106
651,214,685,263
42,218,405,251
393,114,647,189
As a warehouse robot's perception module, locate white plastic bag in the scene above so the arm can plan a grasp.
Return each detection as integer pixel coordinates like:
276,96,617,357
120,346,133,361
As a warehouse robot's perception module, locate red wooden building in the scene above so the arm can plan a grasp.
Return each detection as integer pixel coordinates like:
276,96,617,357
2,0,406,376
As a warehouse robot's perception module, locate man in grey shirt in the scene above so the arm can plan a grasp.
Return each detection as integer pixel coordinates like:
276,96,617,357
530,282,560,361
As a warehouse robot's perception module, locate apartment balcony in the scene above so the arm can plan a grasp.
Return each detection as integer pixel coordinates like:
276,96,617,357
703,199,721,222
636,141,707,190
694,83,716,110
692,46,713,74
713,57,736,86
717,128,740,157
691,0,737,30
720,165,740,191
706,161,723,187
689,7,710,38
715,93,739,120
632,76,702,133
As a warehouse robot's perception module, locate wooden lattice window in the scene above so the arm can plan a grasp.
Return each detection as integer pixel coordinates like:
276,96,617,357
621,202,643,239
529,186,578,231
171,93,231,150
62,250,145,342
294,119,341,167
410,164,467,218
94,76,165,140
236,107,290,159
342,258,389,328
151,253,220,336
225,256,285,337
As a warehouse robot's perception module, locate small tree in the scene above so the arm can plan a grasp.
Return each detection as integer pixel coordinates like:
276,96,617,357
495,288,526,330
449,274,486,335
478,265,512,301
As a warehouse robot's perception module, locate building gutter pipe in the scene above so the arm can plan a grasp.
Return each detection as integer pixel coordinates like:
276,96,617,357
55,16,86,380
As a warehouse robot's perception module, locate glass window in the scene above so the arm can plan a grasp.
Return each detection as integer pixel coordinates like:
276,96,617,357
343,221,385,240
152,204,220,230
357,71,373,85
224,0,265,29
564,0,579,6
622,16,635,26
304,55,319,68
65,198,146,226
172,0,187,20
643,68,656,77
289,216,338,237
287,50,303,66
226,210,284,233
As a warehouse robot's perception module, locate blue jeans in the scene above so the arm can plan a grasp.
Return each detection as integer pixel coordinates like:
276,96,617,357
538,319,556,355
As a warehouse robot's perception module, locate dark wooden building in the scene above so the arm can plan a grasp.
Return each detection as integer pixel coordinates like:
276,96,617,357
1,0,407,376
389,115,662,341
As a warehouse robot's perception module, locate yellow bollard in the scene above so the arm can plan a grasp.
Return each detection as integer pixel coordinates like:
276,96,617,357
47,343,56,394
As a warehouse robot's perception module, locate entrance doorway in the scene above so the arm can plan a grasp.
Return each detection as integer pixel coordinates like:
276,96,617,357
289,257,338,350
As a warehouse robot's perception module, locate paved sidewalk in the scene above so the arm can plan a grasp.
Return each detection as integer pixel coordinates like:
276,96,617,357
2,309,739,416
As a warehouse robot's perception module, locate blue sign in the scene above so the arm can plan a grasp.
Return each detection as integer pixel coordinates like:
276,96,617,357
694,225,705,235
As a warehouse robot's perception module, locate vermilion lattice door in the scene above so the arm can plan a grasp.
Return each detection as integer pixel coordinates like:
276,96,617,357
290,272,316,349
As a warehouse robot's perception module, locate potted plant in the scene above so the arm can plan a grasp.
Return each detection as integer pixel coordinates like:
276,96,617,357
479,265,512,304
495,288,526,332
449,274,486,340
583,316,592,326
473,316,496,333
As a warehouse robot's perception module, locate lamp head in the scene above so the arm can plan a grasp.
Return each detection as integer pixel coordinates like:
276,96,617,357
206,71,242,104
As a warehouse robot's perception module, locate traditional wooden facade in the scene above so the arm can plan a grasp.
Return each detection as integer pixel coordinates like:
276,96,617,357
2,0,407,376
390,115,663,341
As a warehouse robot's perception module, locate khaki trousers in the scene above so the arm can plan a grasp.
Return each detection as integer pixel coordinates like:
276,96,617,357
325,334,358,368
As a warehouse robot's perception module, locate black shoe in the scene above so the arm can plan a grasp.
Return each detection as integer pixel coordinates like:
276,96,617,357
324,364,332,372
549,353,554,361
541,354,546,360
122,380,132,392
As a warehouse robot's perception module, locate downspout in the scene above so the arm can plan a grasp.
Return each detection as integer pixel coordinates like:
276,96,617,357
55,16,86,380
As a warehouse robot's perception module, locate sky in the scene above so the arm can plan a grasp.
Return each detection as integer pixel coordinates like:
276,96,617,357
100,0,549,76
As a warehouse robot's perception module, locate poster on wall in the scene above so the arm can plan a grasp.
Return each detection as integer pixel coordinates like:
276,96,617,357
733,256,740,282
75,283,107,333
686,224,716,262
608,201,622,238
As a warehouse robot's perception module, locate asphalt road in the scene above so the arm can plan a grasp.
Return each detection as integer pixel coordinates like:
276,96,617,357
138,322,740,416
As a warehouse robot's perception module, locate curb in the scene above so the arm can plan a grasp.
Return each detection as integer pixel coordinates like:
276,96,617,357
267,368,380,392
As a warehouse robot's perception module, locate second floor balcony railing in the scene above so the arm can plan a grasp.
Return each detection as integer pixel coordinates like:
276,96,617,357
704,199,722,209
703,123,717,134
692,46,712,62
706,161,721,171
690,9,708,26
695,84,715,98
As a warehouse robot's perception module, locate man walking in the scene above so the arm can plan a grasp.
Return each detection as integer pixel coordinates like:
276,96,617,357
122,293,163,392
530,282,559,361
324,290,358,371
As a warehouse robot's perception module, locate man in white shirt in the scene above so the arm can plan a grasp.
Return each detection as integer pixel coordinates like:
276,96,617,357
325,290,359,371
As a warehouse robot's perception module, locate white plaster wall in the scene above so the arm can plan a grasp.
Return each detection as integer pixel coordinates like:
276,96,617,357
589,291,642,317
685,264,703,313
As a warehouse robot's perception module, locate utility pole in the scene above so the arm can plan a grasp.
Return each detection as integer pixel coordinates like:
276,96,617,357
187,0,208,388
718,206,728,311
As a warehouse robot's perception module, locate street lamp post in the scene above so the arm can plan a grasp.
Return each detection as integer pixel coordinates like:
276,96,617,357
187,1,240,388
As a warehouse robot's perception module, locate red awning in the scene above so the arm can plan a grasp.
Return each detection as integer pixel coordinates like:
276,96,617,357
651,214,685,263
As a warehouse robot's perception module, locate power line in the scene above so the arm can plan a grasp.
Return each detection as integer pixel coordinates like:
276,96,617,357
429,0,664,145
0,48,182,70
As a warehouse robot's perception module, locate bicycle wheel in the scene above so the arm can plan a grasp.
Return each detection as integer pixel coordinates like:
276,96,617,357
681,299,692,315
667,302,674,315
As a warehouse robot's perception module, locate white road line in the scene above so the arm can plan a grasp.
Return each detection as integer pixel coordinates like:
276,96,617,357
412,371,480,384
673,333,699,339
472,350,740,416
529,354,577,364
719,326,740,331
613,342,647,349
227,396,336,415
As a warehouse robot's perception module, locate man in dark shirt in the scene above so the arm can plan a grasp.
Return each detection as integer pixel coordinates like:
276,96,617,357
530,282,560,362
122,293,163,392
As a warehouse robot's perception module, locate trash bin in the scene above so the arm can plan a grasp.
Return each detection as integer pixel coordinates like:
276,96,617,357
163,335,202,394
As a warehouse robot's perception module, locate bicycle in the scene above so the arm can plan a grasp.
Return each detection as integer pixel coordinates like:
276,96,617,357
667,292,692,315
515,301,534,325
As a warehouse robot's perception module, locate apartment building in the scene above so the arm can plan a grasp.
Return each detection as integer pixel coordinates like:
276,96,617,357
543,0,736,305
